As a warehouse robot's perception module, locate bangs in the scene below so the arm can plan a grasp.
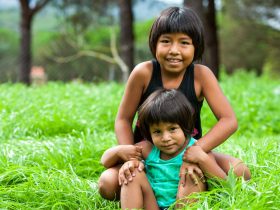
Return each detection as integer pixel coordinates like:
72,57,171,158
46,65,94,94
157,11,196,38
145,100,180,125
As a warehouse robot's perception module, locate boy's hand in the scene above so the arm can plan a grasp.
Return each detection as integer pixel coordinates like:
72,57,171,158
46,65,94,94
117,145,143,161
179,162,205,186
118,159,144,186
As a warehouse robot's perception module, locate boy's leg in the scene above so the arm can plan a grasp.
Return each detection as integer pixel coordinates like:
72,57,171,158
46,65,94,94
121,170,159,210
213,152,251,180
98,165,121,200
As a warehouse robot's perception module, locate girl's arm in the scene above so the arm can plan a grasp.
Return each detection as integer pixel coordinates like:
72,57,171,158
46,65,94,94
115,61,152,145
183,145,227,179
101,145,143,168
118,141,153,185
195,65,238,152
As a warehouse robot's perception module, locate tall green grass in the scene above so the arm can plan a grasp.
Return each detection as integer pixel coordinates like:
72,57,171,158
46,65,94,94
0,72,279,209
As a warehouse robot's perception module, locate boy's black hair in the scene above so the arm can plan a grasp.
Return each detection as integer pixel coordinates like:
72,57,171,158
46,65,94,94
149,6,204,62
138,89,194,142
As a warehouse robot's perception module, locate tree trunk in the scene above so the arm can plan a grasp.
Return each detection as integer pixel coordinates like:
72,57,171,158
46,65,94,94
19,0,50,85
184,0,220,79
19,8,32,84
118,0,134,73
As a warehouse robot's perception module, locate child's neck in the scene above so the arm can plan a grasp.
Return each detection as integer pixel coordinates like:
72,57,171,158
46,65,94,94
161,69,187,89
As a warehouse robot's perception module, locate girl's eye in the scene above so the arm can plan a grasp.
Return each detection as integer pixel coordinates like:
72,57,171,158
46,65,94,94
181,41,191,45
159,39,169,43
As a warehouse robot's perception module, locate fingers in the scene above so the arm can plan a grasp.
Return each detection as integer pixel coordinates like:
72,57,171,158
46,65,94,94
179,165,187,187
138,160,144,172
135,145,143,153
193,167,206,183
119,167,128,186
186,169,199,185
130,146,142,160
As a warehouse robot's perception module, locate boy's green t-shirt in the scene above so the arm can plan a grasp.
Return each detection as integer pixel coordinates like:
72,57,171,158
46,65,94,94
144,137,196,208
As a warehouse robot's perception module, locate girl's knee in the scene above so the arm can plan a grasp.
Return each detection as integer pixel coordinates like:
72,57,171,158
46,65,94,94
232,159,251,180
98,170,120,200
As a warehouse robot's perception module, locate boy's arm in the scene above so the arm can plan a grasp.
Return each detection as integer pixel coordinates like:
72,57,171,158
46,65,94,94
101,145,142,168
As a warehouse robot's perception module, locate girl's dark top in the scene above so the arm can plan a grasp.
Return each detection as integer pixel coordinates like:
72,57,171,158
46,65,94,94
134,60,203,143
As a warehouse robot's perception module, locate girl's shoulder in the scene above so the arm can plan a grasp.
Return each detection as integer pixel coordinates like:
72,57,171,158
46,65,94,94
193,64,215,78
193,64,218,100
127,60,154,92
193,64,218,84
131,60,153,77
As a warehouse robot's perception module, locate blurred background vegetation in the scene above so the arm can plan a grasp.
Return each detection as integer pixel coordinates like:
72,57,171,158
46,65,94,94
0,0,279,84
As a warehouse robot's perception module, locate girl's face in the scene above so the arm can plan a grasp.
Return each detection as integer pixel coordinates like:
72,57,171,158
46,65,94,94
155,33,195,74
149,122,187,160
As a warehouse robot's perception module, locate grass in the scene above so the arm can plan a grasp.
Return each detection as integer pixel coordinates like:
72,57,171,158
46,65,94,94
0,71,280,209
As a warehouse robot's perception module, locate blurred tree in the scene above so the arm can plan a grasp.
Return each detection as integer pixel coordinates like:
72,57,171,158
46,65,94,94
47,0,132,82
184,0,220,79
220,0,280,75
19,0,50,85
118,0,134,73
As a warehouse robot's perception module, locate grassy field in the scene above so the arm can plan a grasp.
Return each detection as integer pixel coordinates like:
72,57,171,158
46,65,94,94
0,71,279,209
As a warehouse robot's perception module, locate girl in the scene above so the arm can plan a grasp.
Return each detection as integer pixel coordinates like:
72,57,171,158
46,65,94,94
102,89,227,209
98,6,250,200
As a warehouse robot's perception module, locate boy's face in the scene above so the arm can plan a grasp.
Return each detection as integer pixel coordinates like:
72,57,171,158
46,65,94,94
155,32,195,73
149,122,187,160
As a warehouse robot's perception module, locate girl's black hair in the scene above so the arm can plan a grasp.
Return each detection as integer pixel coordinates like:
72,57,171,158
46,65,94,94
149,7,204,62
138,89,194,142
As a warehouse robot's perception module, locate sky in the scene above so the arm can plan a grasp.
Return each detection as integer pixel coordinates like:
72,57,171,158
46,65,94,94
0,0,184,9
159,0,183,4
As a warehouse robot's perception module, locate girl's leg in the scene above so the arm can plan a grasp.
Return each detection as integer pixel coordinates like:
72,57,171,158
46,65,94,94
176,173,206,208
121,170,158,210
213,152,251,180
98,165,121,200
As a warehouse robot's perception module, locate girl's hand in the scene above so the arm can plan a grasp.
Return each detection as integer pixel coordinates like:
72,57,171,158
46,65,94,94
183,144,207,164
179,162,205,186
118,159,144,186
117,145,143,161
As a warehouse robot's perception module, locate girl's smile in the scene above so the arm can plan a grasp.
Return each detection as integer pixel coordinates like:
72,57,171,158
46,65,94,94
156,32,195,74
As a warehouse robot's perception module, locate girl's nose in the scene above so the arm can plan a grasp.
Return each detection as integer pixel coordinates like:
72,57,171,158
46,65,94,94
169,43,179,54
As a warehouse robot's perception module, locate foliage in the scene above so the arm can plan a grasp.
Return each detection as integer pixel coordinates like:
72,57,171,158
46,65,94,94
0,29,19,83
220,0,280,76
0,72,280,209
